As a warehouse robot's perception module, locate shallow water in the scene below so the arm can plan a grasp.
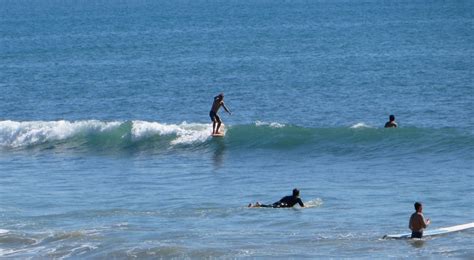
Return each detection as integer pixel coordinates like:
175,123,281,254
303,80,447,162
1,0,473,258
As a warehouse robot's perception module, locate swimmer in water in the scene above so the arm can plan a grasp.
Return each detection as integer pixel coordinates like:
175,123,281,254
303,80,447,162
384,114,398,128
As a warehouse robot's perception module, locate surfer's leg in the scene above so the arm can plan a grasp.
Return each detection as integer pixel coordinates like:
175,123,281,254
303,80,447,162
210,111,217,134
411,231,423,239
248,202,262,208
215,115,222,134
270,202,283,208
258,203,274,208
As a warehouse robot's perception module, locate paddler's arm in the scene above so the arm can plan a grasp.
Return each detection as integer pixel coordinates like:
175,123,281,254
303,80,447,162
298,198,305,207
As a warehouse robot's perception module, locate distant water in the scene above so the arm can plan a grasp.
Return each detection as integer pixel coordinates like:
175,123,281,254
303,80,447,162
1,0,473,258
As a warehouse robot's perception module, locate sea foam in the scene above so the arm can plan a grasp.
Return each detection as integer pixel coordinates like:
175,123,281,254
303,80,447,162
131,120,212,145
0,120,121,148
0,120,213,148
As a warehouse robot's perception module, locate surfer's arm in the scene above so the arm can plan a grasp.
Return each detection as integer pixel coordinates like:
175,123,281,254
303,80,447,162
419,215,428,228
222,103,231,115
298,198,305,207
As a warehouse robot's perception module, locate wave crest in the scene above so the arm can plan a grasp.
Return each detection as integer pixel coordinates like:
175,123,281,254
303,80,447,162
0,120,121,148
0,120,472,157
0,120,213,149
131,121,212,145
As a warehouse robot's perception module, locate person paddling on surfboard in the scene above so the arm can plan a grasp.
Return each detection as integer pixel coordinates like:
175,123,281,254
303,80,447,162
248,188,305,208
210,93,231,135
409,202,431,238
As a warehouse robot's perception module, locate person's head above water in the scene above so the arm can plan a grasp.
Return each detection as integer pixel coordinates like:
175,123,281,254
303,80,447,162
292,188,300,197
389,114,395,121
414,202,422,212
216,93,224,100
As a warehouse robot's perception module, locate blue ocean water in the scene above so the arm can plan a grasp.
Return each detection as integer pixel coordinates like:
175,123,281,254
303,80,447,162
1,0,473,258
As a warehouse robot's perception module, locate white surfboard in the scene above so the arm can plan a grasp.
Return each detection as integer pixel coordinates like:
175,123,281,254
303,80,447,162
383,222,474,239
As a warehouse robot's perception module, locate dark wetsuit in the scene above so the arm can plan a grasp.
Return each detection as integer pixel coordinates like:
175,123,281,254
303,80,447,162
384,121,397,128
209,111,220,122
260,195,304,208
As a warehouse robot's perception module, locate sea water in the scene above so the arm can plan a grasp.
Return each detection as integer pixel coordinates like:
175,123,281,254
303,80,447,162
1,0,473,258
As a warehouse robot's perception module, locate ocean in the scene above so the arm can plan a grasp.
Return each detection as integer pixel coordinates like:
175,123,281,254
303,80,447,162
1,0,473,258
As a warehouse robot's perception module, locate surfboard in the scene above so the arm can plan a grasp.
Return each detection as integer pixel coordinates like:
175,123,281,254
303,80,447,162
211,124,225,137
383,222,474,239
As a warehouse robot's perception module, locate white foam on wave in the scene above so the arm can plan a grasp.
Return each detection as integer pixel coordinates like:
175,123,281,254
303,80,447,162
255,121,285,128
304,198,323,208
350,122,373,129
46,243,99,258
0,120,122,148
0,248,15,257
131,121,212,145
0,120,216,148
0,229,9,234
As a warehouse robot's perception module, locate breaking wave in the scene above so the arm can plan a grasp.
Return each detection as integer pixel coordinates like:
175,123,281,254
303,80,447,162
0,120,472,157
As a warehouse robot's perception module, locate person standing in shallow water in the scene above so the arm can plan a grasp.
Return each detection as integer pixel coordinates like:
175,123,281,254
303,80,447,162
209,93,231,134
409,202,431,238
384,114,398,128
248,188,305,208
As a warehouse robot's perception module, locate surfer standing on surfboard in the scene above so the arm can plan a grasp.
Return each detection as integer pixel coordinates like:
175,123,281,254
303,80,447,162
409,202,431,238
210,93,231,135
